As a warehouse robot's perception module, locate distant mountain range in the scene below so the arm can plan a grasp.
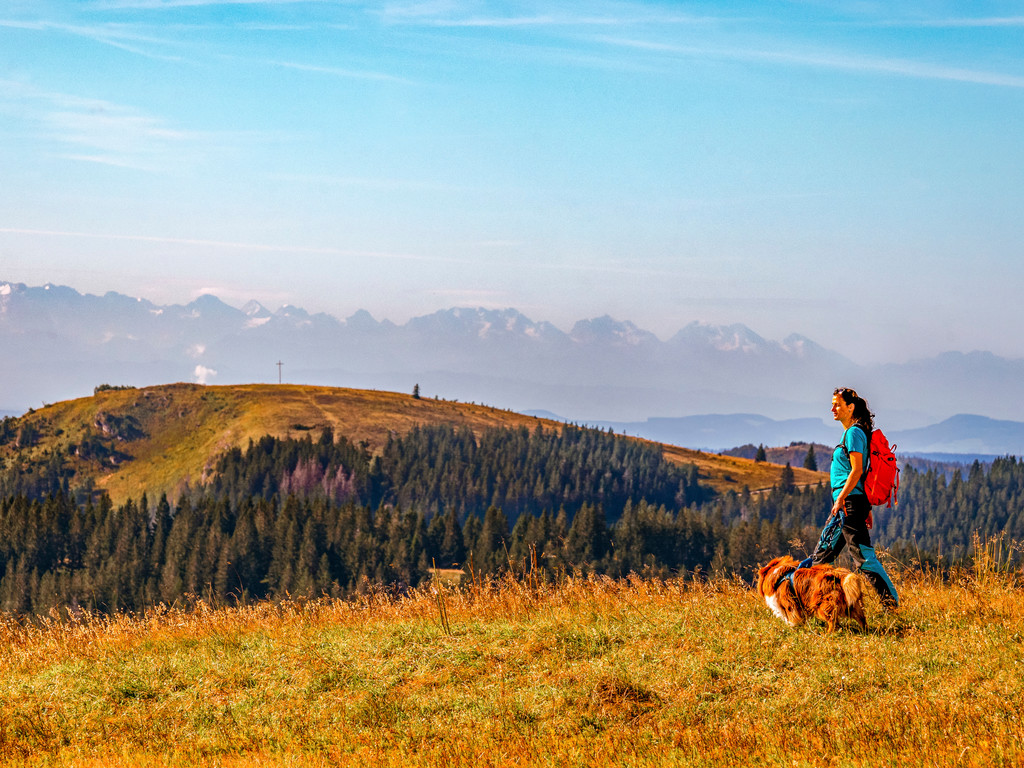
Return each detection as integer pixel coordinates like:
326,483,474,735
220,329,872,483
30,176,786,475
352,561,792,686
569,412,1024,458
2,280,1023,455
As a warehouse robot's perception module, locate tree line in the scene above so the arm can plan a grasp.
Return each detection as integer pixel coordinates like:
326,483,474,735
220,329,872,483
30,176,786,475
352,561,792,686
0,424,716,614
0,424,1022,616
204,423,709,521
0,490,738,615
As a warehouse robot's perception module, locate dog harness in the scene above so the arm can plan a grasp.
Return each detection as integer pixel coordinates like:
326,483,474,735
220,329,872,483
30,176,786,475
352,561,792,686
773,567,805,613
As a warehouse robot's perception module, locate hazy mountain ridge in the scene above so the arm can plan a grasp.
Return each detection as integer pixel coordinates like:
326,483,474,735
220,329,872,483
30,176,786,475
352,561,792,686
3,281,1023,452
579,413,1024,457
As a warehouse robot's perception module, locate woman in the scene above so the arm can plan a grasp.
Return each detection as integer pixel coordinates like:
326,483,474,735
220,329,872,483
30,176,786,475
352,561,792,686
805,387,899,609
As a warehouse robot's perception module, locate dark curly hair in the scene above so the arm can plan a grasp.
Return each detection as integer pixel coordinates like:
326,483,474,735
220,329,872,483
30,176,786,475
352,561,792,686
834,387,874,432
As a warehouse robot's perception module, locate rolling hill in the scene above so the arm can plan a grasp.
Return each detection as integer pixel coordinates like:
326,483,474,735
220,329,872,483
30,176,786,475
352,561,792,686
0,383,824,504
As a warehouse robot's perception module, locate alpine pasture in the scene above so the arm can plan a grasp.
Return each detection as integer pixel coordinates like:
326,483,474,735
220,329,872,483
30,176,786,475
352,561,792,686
2,557,1022,767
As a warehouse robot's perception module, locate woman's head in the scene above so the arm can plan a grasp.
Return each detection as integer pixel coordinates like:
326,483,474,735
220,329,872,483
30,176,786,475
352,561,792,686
832,387,874,431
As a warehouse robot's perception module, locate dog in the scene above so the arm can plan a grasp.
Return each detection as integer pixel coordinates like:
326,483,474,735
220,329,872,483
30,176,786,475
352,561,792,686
756,555,867,632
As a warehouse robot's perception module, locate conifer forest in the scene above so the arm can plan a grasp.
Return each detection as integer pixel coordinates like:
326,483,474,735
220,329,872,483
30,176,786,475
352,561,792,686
1,422,1022,615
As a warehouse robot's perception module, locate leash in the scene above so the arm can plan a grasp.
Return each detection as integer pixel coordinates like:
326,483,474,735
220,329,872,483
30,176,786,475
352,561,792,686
771,509,846,614
814,509,846,555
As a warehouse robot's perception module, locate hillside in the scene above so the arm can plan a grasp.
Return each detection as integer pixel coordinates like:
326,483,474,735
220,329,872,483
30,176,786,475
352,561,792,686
0,383,825,504
2,568,1022,767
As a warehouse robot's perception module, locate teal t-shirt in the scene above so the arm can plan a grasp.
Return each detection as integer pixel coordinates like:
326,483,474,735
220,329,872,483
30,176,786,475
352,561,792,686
831,425,868,501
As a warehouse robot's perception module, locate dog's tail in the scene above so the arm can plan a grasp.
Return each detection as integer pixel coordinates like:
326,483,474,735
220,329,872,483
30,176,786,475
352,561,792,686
841,572,867,629
840,572,862,605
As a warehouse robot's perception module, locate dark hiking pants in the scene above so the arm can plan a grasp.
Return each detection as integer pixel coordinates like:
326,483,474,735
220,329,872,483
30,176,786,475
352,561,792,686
810,494,899,607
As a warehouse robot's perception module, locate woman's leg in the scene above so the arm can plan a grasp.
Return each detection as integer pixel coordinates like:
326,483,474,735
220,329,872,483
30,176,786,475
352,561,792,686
842,496,899,607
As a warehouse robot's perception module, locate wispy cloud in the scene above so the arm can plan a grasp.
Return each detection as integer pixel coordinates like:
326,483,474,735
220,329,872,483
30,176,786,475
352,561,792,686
375,2,718,29
0,227,463,263
268,172,469,193
594,35,1024,89
398,13,719,28
883,16,1024,28
237,22,317,31
91,0,313,8
0,18,188,61
390,14,626,28
0,79,251,171
273,60,416,85
0,84,200,170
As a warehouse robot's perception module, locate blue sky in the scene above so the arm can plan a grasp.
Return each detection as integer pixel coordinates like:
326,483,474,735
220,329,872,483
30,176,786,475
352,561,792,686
1,0,1022,364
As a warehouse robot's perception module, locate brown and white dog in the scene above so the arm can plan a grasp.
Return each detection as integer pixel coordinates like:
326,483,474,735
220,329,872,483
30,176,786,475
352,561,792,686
756,555,867,632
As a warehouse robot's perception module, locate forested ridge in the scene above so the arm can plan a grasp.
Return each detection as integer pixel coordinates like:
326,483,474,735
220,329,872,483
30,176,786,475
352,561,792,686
206,423,708,520
0,422,1022,616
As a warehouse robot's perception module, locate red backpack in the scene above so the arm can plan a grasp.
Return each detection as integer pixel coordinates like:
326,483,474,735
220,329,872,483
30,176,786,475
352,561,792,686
843,426,899,528
860,426,900,509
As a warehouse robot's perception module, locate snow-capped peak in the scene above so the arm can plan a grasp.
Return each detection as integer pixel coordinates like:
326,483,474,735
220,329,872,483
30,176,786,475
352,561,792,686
242,300,270,317
570,315,658,346
671,321,769,353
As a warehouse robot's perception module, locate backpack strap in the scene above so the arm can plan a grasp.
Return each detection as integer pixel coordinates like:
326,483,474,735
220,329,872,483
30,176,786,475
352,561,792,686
841,424,871,473
859,424,871,473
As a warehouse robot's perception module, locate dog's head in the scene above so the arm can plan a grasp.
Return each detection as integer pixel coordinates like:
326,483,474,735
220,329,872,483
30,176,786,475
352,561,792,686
756,555,798,596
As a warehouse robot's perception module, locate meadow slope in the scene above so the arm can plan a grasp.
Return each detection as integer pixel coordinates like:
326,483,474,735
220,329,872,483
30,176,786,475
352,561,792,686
4,383,824,504
1,564,1022,767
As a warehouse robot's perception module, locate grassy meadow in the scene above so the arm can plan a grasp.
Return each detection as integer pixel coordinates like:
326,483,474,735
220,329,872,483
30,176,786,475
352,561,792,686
2,554,1023,768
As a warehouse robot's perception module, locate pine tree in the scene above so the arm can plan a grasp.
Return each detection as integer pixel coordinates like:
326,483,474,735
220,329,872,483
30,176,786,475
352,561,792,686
437,509,466,568
565,503,610,568
462,514,483,572
803,445,818,472
779,462,796,493
476,506,510,573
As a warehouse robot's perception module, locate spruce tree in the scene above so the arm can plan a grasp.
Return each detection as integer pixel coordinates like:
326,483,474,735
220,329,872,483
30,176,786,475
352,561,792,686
803,445,818,472
437,509,466,568
476,506,510,573
779,462,796,493
565,503,610,567
462,514,483,571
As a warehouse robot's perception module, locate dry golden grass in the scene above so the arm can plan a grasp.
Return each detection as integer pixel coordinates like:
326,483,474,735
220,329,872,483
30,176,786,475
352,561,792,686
2,564,1022,767
660,441,822,494
7,383,824,503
